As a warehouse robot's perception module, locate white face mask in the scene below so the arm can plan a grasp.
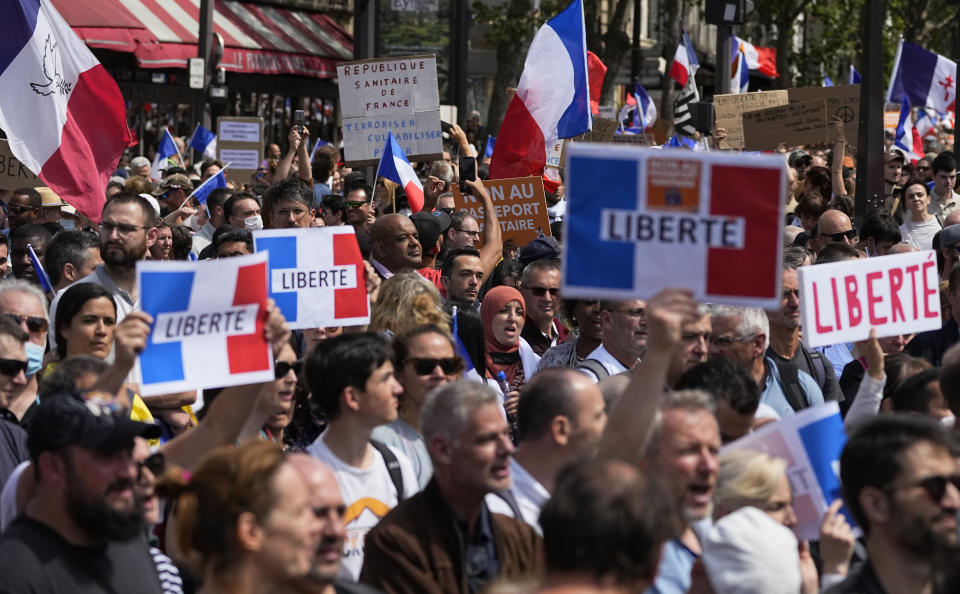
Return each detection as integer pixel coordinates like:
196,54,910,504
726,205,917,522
243,215,263,231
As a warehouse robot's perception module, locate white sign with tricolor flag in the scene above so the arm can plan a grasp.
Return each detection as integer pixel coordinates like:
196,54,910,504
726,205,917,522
723,402,857,542
562,144,786,307
376,131,424,212
254,227,369,330
137,252,274,396
797,250,941,348
0,0,132,223
489,0,591,190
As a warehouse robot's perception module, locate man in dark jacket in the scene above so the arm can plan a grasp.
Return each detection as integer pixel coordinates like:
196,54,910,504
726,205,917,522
359,380,543,593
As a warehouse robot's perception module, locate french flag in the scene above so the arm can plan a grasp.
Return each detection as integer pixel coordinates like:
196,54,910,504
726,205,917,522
734,37,779,79
894,97,923,161
151,129,178,181
622,82,657,130
188,124,217,160
0,0,131,223
190,169,227,206
376,131,424,213
669,31,699,87
916,109,936,138
887,40,956,115
488,0,591,187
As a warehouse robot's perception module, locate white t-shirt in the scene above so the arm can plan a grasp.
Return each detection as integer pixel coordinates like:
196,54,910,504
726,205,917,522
307,434,418,582
370,418,432,490
484,459,550,534
899,217,941,251
579,344,631,383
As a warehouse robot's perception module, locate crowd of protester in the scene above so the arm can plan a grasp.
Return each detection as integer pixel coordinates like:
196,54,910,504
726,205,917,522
0,112,958,594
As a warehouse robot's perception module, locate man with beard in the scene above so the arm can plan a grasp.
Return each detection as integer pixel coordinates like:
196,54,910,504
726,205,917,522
287,454,383,594
440,247,484,306
826,415,960,593
0,394,163,592
9,224,52,289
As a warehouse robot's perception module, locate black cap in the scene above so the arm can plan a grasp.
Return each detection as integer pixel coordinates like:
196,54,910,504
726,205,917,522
28,395,161,458
410,210,452,253
518,236,561,266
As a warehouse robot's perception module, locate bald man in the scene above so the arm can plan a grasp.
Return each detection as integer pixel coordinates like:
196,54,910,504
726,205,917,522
369,214,422,280
287,455,382,594
814,209,855,254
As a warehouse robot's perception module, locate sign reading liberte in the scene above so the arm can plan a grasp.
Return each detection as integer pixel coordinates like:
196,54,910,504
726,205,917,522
337,55,442,166
562,144,786,308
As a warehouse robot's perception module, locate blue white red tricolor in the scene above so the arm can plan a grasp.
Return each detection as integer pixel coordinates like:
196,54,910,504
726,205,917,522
151,129,179,180
489,0,591,187
188,124,217,160
376,131,424,212
0,0,131,222
894,97,923,162
887,40,956,115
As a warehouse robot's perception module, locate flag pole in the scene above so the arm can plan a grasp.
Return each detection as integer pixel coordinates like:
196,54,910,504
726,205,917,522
179,162,231,210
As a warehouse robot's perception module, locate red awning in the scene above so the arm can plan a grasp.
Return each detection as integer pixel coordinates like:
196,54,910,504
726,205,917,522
51,0,353,79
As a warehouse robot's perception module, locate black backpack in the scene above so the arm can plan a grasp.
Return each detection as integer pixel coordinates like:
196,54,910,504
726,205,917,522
370,439,406,502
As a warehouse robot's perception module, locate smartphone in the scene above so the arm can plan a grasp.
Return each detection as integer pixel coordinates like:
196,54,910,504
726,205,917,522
441,121,453,134
459,156,477,192
294,109,304,133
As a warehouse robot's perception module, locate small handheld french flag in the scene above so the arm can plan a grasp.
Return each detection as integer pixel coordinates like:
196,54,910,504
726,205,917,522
150,129,179,181
375,131,424,213
188,124,217,160
28,244,53,293
190,169,227,206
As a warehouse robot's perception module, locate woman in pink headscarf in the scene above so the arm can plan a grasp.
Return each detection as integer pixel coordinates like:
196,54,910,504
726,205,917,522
480,286,541,423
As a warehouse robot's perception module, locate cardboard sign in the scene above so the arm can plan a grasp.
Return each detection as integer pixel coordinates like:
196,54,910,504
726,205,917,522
562,144,786,307
798,250,941,348
788,84,860,145
713,90,789,149
216,116,263,187
253,227,370,330
137,253,274,396
0,140,43,191
337,55,442,166
723,403,858,542
452,176,551,247
742,99,829,151
573,117,619,143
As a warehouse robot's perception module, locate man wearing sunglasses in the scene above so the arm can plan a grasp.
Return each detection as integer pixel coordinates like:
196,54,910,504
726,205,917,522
6,188,41,234
0,279,49,427
519,260,568,357
0,394,163,593
344,181,374,234
814,209,857,253
0,316,29,489
828,415,959,594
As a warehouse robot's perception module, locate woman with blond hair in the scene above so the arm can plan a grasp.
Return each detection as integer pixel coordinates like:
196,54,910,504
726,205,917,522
158,441,321,594
369,272,449,337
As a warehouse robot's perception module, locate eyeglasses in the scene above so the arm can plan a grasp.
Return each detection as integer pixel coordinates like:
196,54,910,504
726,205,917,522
137,452,165,481
346,200,367,209
0,357,27,377
826,228,857,242
7,204,37,215
526,286,561,297
918,166,931,171
3,313,48,333
454,228,480,237
405,356,462,375
99,221,147,237
274,360,302,379
611,307,645,318
888,473,960,502
438,207,455,215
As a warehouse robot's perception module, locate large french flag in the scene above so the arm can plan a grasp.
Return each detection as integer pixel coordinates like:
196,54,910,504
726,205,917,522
489,0,591,185
376,131,424,213
0,0,131,223
894,97,923,162
887,40,956,115
669,31,699,87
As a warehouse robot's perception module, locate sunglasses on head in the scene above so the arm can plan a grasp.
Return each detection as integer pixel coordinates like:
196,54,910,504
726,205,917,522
0,357,26,377
274,360,302,379
3,313,47,333
890,474,960,502
527,286,561,297
405,356,462,375
826,228,857,242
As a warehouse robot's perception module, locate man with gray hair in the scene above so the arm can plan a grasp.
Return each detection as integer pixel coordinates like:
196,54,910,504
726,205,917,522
0,278,49,427
360,379,543,593
580,299,647,382
129,156,151,178
709,304,823,418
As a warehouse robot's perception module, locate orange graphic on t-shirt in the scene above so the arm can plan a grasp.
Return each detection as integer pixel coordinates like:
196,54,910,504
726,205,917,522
344,497,392,524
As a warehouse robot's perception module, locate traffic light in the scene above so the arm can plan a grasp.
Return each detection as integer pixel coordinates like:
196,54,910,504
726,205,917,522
705,0,753,25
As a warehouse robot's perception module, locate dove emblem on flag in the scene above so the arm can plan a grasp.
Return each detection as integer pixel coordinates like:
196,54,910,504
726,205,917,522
30,34,71,97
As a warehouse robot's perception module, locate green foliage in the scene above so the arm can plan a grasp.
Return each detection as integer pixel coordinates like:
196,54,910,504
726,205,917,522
471,0,564,46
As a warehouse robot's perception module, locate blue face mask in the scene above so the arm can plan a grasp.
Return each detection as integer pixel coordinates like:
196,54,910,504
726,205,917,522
25,342,43,377
59,219,76,232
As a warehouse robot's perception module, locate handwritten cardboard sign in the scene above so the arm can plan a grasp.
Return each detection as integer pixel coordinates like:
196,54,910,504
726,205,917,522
742,98,829,151
713,90,789,149
216,116,263,186
0,140,43,191
788,84,860,145
337,55,442,166
798,250,942,348
452,176,551,247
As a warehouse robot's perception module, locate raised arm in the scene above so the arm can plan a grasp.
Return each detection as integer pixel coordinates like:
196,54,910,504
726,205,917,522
274,126,303,182
829,115,847,198
463,178,503,280
596,288,699,464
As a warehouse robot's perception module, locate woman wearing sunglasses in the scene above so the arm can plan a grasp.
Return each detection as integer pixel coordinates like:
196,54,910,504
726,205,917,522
238,340,301,448
899,178,941,251
371,325,463,488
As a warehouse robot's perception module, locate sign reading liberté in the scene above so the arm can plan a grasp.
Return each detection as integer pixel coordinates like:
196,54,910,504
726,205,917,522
254,227,370,330
451,176,552,247
562,144,786,307
798,250,941,347
138,253,274,396
337,55,442,166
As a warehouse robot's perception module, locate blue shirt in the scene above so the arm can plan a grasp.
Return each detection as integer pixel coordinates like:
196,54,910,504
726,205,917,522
312,181,333,209
646,537,697,594
761,357,825,418
816,343,854,379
